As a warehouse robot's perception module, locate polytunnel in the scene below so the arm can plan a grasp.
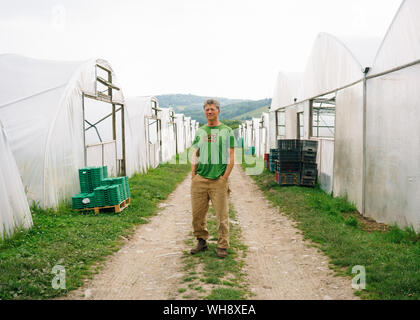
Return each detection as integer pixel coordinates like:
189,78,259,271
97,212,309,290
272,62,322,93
296,33,379,205
125,96,161,172
175,113,186,154
0,121,33,239
364,0,420,229
159,107,177,163
125,96,150,176
0,54,125,208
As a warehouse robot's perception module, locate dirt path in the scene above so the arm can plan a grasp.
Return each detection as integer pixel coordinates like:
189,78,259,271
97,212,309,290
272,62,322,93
63,165,358,300
230,165,358,300
63,173,193,300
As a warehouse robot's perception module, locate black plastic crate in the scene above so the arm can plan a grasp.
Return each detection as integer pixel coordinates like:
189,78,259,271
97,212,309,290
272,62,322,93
277,172,300,186
277,139,303,151
301,168,318,178
301,176,317,187
279,150,301,161
301,163,318,177
302,151,317,163
276,161,301,173
302,140,318,152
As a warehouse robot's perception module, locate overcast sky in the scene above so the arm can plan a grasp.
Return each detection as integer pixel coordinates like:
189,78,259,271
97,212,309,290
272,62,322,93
0,0,402,100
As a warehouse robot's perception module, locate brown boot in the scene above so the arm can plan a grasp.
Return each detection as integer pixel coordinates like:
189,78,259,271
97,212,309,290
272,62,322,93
216,247,228,258
190,238,207,254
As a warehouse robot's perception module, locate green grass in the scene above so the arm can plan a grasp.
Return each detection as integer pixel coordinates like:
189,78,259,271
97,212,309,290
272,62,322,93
242,156,420,300
179,205,249,300
0,153,191,300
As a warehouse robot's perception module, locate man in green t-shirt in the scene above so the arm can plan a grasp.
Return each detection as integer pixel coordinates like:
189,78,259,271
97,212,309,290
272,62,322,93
190,99,235,258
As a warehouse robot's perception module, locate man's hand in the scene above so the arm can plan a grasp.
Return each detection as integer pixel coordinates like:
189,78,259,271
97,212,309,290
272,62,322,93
222,147,235,181
191,148,199,179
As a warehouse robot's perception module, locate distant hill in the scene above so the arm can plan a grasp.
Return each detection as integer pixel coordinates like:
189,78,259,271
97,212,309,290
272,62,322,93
219,99,271,120
155,94,271,123
232,105,270,120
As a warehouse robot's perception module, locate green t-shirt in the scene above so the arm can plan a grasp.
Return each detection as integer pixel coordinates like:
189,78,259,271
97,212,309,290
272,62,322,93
192,123,235,179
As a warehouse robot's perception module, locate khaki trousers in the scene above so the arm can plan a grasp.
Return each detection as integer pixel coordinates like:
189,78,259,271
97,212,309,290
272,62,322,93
191,174,230,249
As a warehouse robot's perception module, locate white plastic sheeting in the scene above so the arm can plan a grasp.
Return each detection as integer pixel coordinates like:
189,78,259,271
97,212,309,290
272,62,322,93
124,97,148,177
364,0,420,230
316,138,335,195
0,54,124,208
303,33,380,99
175,114,186,154
372,0,420,74
255,113,270,156
0,122,33,239
159,107,177,163
184,116,192,149
125,96,160,175
270,72,303,111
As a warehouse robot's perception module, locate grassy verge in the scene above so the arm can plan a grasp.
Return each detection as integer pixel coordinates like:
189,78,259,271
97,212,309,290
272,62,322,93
175,205,250,300
242,156,420,300
0,154,191,300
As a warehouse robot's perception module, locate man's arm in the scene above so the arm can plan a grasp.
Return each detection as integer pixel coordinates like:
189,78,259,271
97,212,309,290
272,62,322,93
223,147,235,179
191,147,199,178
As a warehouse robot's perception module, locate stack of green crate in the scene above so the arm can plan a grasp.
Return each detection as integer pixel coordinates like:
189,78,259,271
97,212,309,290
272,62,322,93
102,166,108,179
124,176,130,199
72,193,96,209
72,165,130,210
101,177,130,201
94,185,122,207
78,167,104,193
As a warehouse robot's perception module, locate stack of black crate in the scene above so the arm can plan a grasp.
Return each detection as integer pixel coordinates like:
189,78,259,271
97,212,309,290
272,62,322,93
276,140,302,186
300,140,318,187
275,139,319,187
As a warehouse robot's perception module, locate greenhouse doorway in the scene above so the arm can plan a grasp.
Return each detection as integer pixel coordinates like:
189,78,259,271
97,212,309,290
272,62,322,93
82,64,126,177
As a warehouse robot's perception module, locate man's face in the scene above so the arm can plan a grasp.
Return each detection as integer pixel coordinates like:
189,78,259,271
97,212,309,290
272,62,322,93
204,104,220,121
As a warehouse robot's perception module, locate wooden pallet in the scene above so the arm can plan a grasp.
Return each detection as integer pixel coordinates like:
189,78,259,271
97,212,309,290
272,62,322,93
76,198,131,214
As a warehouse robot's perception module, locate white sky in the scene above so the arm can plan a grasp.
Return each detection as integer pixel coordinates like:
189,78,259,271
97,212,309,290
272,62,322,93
0,0,402,100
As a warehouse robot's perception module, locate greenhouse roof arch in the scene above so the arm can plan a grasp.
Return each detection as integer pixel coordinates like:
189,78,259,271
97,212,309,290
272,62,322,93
302,33,381,100
270,71,303,111
372,0,420,74
0,54,125,208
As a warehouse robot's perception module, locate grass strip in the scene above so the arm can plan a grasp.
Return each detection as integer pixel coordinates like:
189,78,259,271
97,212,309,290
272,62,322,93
176,205,250,300
242,156,420,300
0,153,191,300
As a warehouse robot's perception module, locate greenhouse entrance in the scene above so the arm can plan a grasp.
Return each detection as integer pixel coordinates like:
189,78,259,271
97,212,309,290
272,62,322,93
82,64,126,177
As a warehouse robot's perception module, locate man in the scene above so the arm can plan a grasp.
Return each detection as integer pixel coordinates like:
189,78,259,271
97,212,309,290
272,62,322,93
190,99,235,258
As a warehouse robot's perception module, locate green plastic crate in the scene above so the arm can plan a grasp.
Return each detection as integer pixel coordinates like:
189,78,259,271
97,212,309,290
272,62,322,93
94,185,122,207
79,167,104,193
72,193,96,209
101,177,128,200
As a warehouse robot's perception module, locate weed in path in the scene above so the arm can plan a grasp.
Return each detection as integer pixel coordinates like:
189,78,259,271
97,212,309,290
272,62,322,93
177,205,250,300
